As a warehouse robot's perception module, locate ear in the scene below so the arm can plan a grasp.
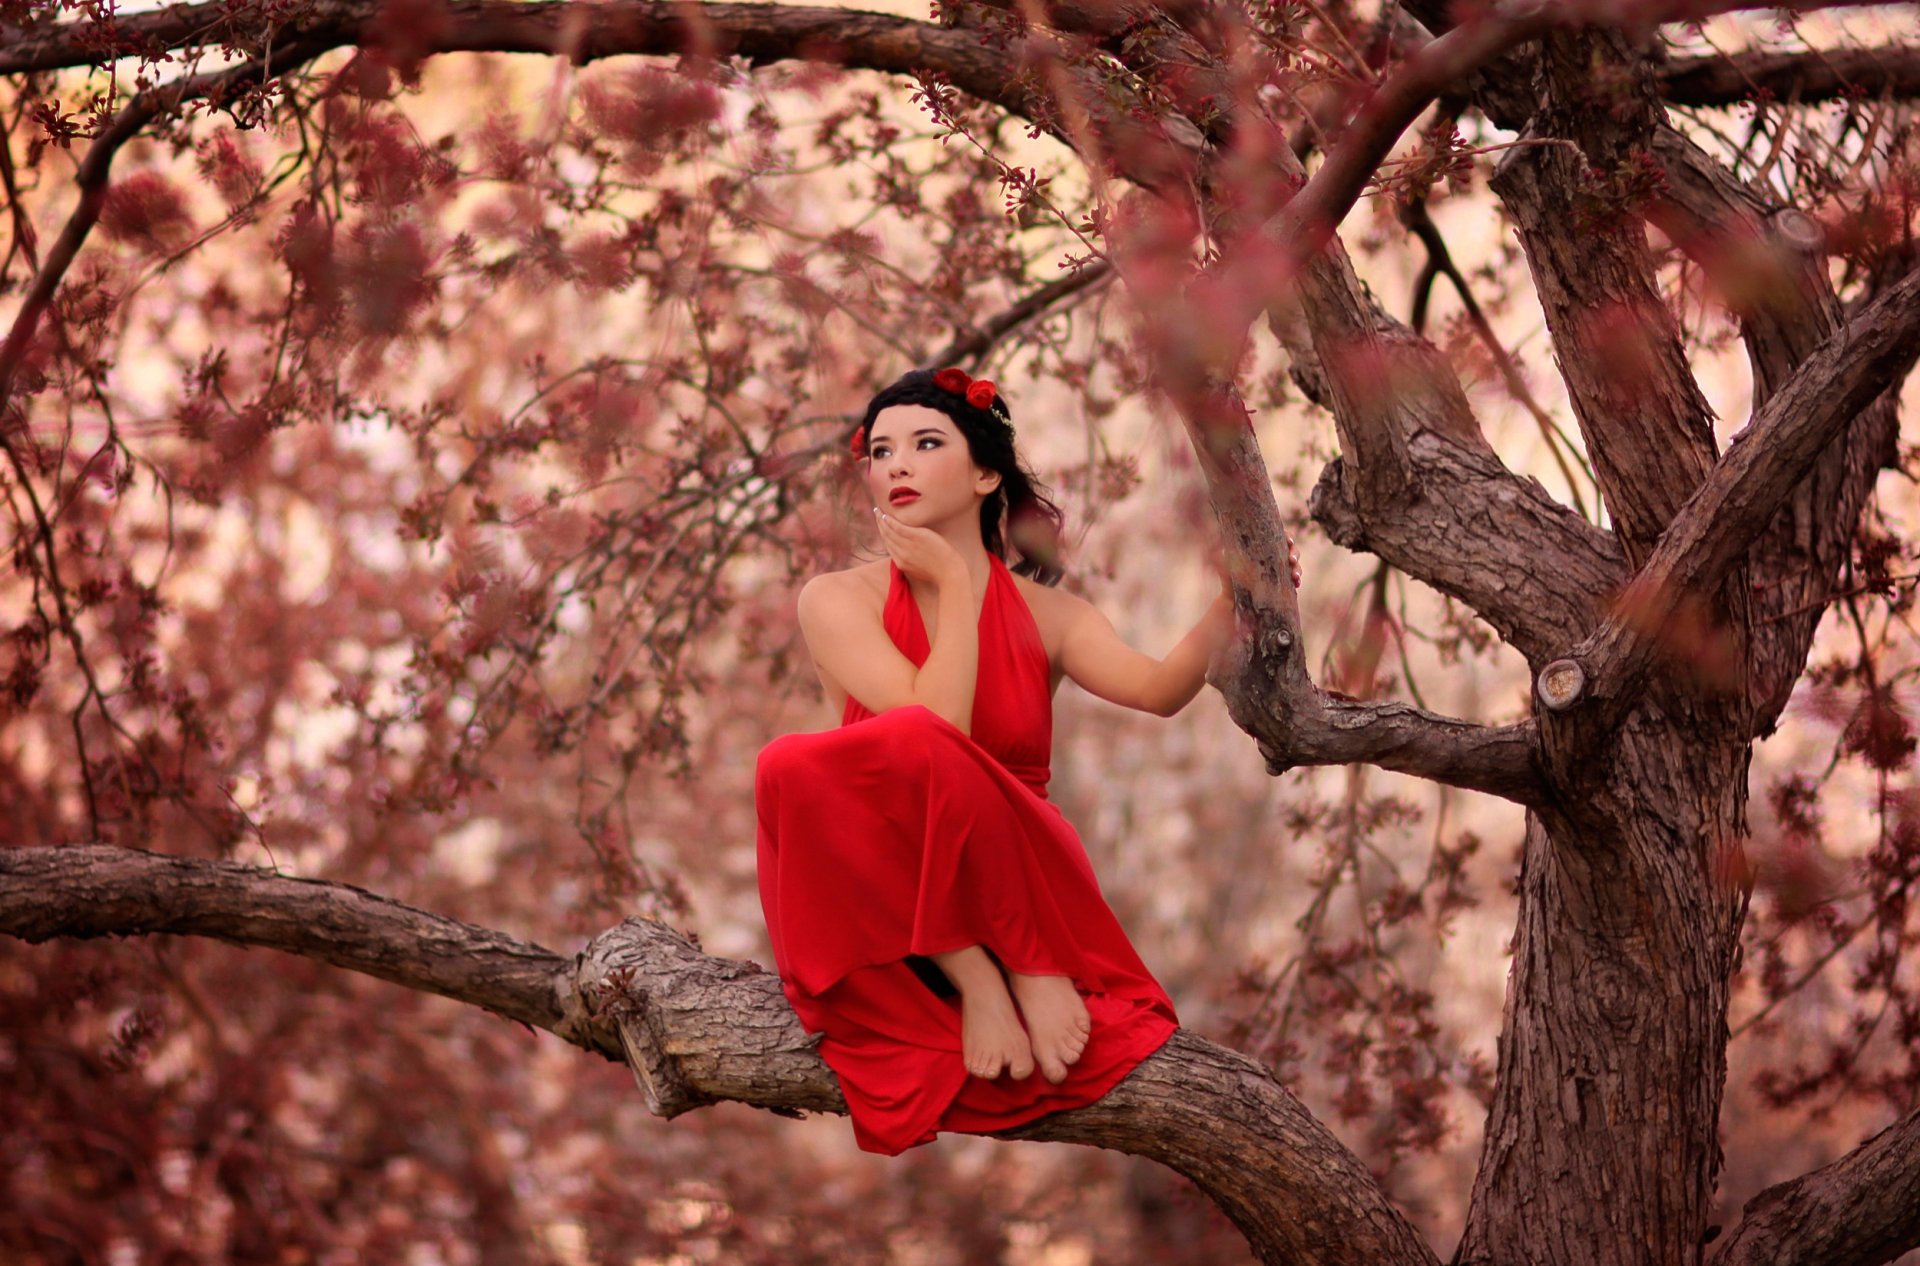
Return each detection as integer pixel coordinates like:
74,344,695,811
975,467,1003,498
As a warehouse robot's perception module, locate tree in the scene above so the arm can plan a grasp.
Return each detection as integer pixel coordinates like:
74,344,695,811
5,0,1920,1262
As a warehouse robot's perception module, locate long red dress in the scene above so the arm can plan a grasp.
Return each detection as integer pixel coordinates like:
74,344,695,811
754,552,1179,1154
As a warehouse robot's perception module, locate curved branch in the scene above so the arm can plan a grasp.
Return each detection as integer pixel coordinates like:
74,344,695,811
1660,44,1920,108
1711,1108,1920,1266
564,919,1447,1266
0,842,595,1049
0,1,946,76
3,844,1440,1266
1256,697,1542,804
1156,375,1547,806
1258,143,1620,667
1308,435,1624,665
0,0,1204,171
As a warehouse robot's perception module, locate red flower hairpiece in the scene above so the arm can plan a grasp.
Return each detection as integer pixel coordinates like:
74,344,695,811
934,366,1008,421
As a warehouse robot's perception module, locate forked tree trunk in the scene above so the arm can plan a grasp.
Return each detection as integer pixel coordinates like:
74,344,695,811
1457,717,1749,1265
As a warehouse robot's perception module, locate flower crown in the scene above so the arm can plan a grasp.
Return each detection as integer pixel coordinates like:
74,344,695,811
849,366,1012,459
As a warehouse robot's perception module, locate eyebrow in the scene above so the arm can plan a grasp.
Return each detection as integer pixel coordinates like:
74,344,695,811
870,427,948,443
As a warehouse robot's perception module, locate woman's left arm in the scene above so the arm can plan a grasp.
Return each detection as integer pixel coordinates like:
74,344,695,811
1058,591,1233,717
1059,543,1300,718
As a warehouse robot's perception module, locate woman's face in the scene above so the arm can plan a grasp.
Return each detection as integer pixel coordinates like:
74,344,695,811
864,404,1001,527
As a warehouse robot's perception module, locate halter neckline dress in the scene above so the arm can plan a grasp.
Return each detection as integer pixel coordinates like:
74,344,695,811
754,553,1178,1154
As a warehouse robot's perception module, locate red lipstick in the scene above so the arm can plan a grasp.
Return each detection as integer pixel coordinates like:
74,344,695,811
889,487,920,505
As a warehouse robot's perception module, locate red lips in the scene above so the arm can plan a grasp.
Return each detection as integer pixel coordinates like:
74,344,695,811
889,487,920,505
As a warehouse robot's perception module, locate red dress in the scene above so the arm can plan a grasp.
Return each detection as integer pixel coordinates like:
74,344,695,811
754,552,1178,1154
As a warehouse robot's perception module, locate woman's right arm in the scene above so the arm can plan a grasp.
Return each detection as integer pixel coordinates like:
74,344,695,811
796,564,981,735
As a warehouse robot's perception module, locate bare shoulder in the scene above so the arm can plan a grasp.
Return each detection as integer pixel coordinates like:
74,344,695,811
798,561,888,626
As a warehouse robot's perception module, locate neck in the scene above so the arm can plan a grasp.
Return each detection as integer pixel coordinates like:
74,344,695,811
919,513,995,590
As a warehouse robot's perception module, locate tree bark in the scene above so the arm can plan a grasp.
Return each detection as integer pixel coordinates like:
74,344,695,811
1455,729,1749,1266
1711,1108,1920,1266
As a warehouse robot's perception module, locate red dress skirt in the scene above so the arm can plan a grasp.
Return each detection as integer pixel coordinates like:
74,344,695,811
754,553,1178,1154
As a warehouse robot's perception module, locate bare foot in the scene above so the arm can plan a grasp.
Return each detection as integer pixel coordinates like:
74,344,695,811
1009,973,1091,1085
930,947,1036,1081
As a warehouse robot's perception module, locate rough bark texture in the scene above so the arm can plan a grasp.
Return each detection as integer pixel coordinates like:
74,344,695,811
0,843,592,1049
1657,44,1920,107
1489,32,1720,570
1710,1108,1920,1266
1455,751,1748,1266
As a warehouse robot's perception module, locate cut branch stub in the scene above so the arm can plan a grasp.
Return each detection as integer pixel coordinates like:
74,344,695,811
574,917,837,1120
1537,657,1587,711
1770,208,1827,256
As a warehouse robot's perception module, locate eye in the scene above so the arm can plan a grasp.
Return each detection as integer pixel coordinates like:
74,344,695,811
918,437,941,450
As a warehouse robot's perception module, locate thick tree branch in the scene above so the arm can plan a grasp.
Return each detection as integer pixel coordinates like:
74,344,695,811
1564,263,1920,718
1408,0,1903,736
1258,141,1621,666
1646,127,1898,736
0,843,595,1048
1308,435,1625,664
0,2,1206,182
1486,31,1719,569
1160,376,1547,806
3,844,1440,1266
1711,1108,1920,1266
1659,44,1920,108
1250,694,1543,803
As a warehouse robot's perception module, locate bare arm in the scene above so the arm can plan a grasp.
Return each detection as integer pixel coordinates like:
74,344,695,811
1061,544,1300,718
1060,592,1232,718
795,517,981,734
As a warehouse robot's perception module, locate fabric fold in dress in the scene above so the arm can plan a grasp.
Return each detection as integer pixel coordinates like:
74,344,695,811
755,552,1178,1154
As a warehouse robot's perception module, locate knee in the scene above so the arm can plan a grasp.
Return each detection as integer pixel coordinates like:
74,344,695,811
756,734,806,794
874,704,957,740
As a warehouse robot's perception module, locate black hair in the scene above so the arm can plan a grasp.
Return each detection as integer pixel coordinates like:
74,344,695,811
855,369,1066,586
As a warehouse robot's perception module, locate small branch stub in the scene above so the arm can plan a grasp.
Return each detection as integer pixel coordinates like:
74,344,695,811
1537,657,1587,711
1770,208,1826,256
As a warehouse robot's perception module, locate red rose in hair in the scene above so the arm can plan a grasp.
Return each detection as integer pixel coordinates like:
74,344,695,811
965,380,997,411
849,428,866,458
932,367,972,395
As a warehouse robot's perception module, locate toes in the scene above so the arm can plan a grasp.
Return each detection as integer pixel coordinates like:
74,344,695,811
1009,1048,1036,1080
1040,1055,1069,1085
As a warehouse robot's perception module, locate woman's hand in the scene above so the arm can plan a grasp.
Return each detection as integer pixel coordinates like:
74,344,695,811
875,508,968,589
1211,535,1303,599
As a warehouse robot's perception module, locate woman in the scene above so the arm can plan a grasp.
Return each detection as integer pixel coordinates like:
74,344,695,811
754,367,1296,1155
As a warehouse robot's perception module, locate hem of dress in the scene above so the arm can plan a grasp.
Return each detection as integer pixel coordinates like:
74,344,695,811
862,1015,1180,1156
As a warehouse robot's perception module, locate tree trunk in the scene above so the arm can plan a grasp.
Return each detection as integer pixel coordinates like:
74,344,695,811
1457,717,1749,1265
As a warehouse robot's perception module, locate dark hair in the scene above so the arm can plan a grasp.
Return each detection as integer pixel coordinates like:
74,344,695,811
856,369,1066,586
